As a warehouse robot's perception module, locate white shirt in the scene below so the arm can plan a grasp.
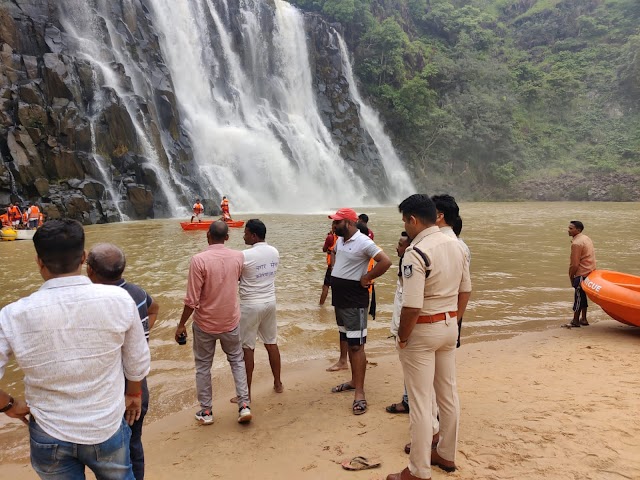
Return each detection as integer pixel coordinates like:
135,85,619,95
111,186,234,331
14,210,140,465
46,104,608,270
0,276,150,444
331,230,381,281
239,242,280,304
390,277,403,337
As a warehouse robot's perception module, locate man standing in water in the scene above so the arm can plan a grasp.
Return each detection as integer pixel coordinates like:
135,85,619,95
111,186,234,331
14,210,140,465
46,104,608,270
0,219,150,479
86,243,160,480
220,196,231,220
328,208,391,415
565,221,596,328
175,221,252,424
238,219,283,399
320,227,337,307
386,194,471,480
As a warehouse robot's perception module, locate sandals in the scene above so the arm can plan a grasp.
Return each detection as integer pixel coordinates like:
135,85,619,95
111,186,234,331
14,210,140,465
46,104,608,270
561,322,581,328
353,399,368,415
341,456,381,471
385,400,409,414
331,382,355,393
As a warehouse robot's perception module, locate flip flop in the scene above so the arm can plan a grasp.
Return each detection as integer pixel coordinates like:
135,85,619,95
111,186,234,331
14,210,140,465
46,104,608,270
341,456,381,471
385,400,409,414
352,399,367,415
561,323,581,329
331,382,355,393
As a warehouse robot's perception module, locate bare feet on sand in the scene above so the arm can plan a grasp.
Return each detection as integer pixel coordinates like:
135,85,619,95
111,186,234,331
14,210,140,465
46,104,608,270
326,361,348,372
274,383,284,393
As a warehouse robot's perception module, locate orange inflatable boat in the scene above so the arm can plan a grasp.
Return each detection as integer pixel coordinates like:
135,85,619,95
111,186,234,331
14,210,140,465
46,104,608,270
180,219,245,231
582,270,640,327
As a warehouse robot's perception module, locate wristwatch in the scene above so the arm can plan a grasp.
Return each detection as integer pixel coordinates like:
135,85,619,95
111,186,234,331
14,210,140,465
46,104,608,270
0,395,14,413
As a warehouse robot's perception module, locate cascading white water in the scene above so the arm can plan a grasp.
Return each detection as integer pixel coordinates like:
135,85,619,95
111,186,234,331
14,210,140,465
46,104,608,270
149,0,368,212
57,0,186,216
335,34,415,200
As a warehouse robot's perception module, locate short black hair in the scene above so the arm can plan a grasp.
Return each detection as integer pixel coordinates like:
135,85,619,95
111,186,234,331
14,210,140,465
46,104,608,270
357,223,369,236
452,216,463,237
209,220,229,240
33,219,85,274
358,213,369,223
398,194,437,224
87,243,126,281
431,194,460,227
246,219,266,240
570,220,584,232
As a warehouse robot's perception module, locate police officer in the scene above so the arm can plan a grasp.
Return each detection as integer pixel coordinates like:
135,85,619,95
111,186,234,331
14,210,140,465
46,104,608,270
386,194,472,480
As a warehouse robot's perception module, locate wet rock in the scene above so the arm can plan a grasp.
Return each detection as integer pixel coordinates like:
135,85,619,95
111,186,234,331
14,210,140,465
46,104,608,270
126,184,153,218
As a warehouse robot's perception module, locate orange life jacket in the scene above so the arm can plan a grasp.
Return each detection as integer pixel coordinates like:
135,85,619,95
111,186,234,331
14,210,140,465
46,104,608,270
221,199,229,214
326,234,337,266
367,257,375,293
38,213,44,226
0,213,9,226
22,212,28,223
8,206,20,221
28,205,40,219
193,203,204,214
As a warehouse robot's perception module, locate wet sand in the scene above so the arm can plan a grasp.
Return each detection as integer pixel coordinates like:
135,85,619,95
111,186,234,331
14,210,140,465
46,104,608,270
3,320,640,479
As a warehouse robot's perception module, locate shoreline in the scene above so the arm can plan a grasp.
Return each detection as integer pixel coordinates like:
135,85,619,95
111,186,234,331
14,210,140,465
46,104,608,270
3,320,640,479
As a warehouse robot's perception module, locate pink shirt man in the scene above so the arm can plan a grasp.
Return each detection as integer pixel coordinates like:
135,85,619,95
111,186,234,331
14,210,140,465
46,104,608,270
184,244,244,334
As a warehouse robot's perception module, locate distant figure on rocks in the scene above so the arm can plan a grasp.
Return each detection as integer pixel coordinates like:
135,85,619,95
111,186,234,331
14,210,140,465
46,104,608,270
564,221,596,328
357,213,374,240
175,220,252,425
87,243,160,480
220,196,231,221
191,199,204,223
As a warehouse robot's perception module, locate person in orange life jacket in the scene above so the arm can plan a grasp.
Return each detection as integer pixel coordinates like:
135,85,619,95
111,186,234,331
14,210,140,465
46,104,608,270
22,210,28,225
220,196,231,220
357,223,377,319
27,203,40,229
7,203,22,227
191,199,204,223
357,213,374,240
320,227,337,306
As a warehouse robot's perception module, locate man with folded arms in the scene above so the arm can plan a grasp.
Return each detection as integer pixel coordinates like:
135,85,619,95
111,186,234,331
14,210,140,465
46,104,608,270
387,194,471,480
0,219,150,479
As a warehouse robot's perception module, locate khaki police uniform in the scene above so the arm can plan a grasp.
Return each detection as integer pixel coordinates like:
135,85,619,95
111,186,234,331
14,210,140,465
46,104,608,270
398,226,471,479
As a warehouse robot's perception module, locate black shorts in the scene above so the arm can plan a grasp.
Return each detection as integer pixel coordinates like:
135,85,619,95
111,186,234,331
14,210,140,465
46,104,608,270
572,276,588,312
335,307,367,346
323,266,332,287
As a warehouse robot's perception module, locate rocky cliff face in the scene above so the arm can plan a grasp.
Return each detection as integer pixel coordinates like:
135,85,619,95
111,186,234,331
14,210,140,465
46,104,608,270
0,0,397,223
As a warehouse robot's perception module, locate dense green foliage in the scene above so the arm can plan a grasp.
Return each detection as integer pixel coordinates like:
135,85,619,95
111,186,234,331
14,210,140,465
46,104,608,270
290,0,640,198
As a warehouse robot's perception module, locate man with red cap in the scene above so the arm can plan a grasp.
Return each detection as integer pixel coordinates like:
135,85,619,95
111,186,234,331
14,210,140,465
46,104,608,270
328,208,391,415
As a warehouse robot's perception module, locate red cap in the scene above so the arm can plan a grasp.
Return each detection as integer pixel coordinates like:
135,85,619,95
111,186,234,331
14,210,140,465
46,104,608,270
328,208,358,222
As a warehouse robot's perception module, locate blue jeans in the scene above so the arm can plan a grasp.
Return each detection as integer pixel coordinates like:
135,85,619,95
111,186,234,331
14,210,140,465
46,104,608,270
30,417,134,480
129,378,149,480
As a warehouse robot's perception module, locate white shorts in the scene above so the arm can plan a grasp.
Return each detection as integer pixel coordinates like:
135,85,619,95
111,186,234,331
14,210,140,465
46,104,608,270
240,301,277,349
193,213,202,221
11,220,19,226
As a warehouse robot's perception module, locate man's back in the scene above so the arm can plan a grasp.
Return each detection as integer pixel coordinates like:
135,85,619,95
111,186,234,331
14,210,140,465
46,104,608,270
239,242,279,304
0,276,149,444
185,244,244,333
571,233,596,276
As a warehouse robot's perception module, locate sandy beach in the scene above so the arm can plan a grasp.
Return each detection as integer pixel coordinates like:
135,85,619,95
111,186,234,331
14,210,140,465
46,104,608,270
3,319,640,479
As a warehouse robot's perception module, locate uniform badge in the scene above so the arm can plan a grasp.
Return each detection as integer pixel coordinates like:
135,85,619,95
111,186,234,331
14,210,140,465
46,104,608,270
403,264,413,278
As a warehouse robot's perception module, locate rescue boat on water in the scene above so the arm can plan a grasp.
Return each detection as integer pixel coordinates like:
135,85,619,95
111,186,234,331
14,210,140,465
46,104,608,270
180,219,245,231
582,270,640,327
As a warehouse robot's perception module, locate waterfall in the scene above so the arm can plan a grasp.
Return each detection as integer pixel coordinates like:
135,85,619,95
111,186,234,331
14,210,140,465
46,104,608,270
57,0,187,216
149,0,368,212
335,33,415,200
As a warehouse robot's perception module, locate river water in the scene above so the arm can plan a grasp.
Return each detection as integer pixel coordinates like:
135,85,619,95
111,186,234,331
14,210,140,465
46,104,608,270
1,202,639,457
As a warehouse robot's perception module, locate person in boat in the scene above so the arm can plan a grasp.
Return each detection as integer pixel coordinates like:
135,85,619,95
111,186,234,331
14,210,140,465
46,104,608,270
191,199,204,223
565,221,596,328
26,203,40,229
328,208,391,416
87,243,160,480
7,203,22,227
220,196,231,221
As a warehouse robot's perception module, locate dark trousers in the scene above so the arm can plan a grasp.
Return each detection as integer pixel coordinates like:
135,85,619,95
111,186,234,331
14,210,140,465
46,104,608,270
129,377,149,480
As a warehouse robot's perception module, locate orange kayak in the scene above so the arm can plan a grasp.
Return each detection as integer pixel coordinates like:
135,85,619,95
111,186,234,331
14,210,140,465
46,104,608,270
582,270,640,327
180,219,245,231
